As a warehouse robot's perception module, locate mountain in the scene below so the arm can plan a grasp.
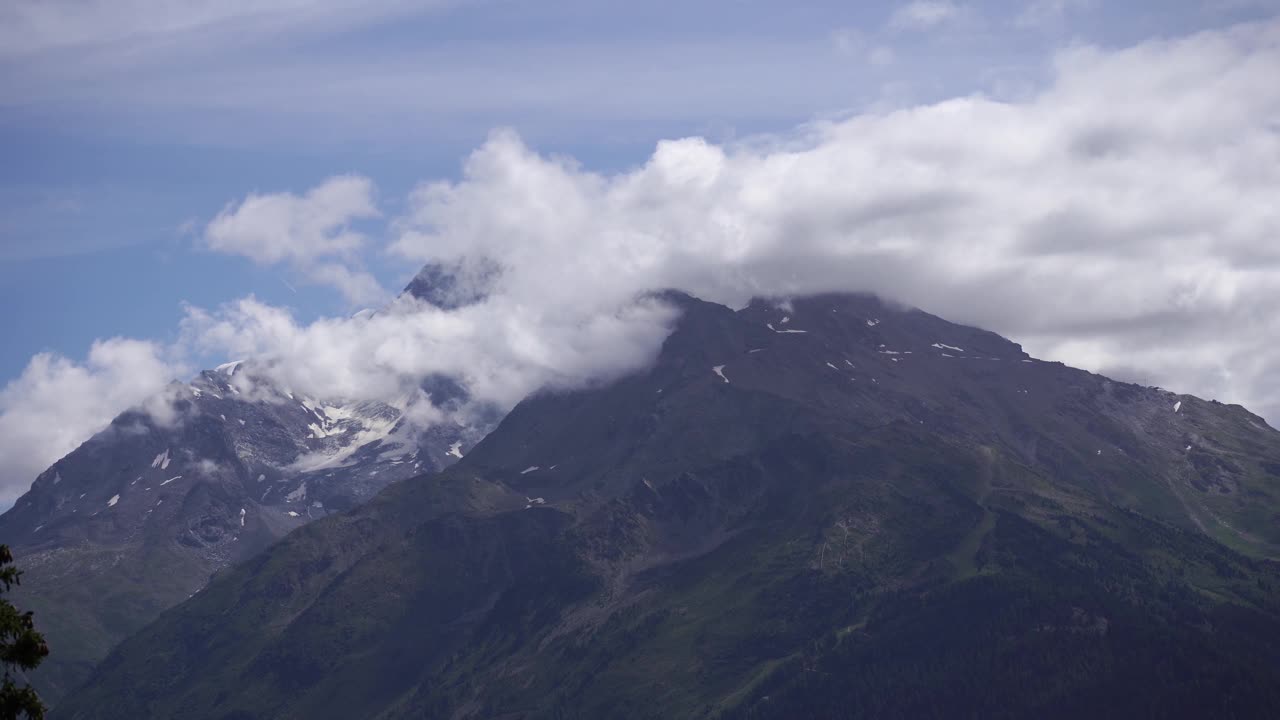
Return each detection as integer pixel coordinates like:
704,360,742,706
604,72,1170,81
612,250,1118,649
52,291,1280,718
0,271,496,704
402,261,497,310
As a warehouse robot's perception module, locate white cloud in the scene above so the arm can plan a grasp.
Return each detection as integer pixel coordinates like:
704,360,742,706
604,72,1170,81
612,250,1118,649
204,175,385,304
0,339,184,506
384,20,1280,418
178,293,678,421
889,1,966,30
5,19,1280,505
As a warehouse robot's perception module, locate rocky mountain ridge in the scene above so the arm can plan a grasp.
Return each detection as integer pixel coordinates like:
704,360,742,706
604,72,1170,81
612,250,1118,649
54,291,1280,719
0,269,497,703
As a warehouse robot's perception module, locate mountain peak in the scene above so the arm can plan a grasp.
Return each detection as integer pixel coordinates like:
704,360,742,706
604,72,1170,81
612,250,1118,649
57,289,1280,719
403,259,500,309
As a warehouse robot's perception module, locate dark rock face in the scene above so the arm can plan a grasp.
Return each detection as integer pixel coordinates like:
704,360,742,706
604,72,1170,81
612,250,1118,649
52,292,1280,719
403,259,499,309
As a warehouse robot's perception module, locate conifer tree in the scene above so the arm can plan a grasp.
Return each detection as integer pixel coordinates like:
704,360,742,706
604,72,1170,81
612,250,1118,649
0,546,47,720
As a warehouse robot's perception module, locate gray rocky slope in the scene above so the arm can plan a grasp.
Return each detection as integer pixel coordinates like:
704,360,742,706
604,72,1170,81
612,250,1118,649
0,265,496,703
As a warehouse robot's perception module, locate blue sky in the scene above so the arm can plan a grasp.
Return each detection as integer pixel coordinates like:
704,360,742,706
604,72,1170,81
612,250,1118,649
3,0,1270,381
2,0,1280,501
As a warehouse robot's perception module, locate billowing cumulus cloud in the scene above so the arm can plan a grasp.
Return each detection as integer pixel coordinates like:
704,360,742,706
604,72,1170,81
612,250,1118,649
205,175,385,303
388,19,1280,420
180,293,677,419
0,339,185,507
198,12,1280,431
2,19,1279,502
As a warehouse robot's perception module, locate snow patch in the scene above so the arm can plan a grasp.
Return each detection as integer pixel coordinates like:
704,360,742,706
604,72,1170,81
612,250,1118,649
319,404,358,422
287,511,300,517
107,494,120,507
712,365,729,383
151,449,169,469
521,466,540,475
932,343,965,353
866,318,880,327
447,441,463,459
766,323,808,334
288,411,400,473
239,508,246,527
825,362,839,371
160,475,182,486
285,482,307,503
1173,401,1182,413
